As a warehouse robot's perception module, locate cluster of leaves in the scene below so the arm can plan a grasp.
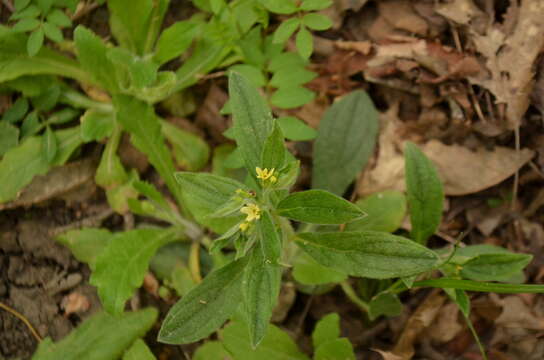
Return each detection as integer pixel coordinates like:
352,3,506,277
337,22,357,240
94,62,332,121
9,0,81,56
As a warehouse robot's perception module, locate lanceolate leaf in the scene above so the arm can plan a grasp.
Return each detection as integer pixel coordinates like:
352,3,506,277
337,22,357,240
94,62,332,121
460,253,533,282
158,257,249,344
32,308,158,360
90,228,178,315
228,72,274,176
404,142,444,245
295,231,440,279
55,228,112,270
243,246,281,347
261,123,285,174
277,189,365,224
113,95,183,206
174,172,246,233
257,211,282,264
312,90,378,196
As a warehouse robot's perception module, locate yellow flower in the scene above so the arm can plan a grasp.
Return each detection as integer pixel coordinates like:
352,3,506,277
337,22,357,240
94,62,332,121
240,203,261,222
256,167,277,183
239,222,250,232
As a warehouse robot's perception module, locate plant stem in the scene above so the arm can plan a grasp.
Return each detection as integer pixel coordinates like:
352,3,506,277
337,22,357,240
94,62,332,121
0,302,42,343
340,280,369,313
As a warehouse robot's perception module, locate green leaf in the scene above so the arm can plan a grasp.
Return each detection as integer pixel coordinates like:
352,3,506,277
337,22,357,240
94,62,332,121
295,231,440,279
80,109,115,142
312,90,379,196
268,52,307,72
312,313,340,349
46,9,72,27
174,172,246,233
277,189,365,224
113,95,183,207
107,0,155,54
0,122,20,156
271,86,315,109
74,26,119,92
2,97,29,123
228,72,274,175
162,121,210,171
12,18,40,32
193,341,231,360
261,123,285,172
295,27,313,59
229,64,267,87
460,253,533,282
55,228,112,270
154,21,200,65
158,257,249,344
31,82,60,111
414,278,544,294
345,190,407,233
123,339,156,360
258,0,298,14
272,18,300,44
27,27,44,56
36,0,53,13
404,142,444,245
257,211,282,264
42,126,57,164
90,228,178,315
21,111,41,137
269,68,316,88
302,13,332,31
10,5,40,20
0,127,82,203
14,0,31,12
293,252,347,285
220,321,310,360
47,108,80,125
32,308,158,360
314,338,355,360
42,22,63,43
368,293,403,321
243,245,281,347
277,116,317,141
300,0,332,11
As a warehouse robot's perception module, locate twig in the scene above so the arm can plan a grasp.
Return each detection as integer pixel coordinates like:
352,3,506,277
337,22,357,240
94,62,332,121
71,1,101,21
511,126,521,210
2,0,14,12
528,161,544,180
0,302,42,343
295,295,313,339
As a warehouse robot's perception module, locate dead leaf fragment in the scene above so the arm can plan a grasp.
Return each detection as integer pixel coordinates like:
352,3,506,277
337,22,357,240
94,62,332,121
427,303,463,343
61,292,90,316
379,0,429,36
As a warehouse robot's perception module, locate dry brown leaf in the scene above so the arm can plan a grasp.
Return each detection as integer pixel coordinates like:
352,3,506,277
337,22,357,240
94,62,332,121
427,303,463,343
373,349,405,360
379,0,429,36
143,272,159,297
61,292,90,316
468,0,544,129
334,40,372,55
392,291,446,359
435,0,486,26
358,112,534,196
195,84,229,142
0,158,96,210
494,295,544,330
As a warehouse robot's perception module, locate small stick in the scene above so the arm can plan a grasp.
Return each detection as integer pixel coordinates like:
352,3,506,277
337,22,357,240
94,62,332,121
0,302,42,343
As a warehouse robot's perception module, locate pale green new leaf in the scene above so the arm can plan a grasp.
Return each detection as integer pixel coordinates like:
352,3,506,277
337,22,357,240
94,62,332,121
259,0,298,14
193,342,231,360
32,308,158,360
302,13,332,31
269,68,316,88
271,86,315,109
123,339,156,360
229,64,267,87
27,27,44,56
228,72,274,176
243,246,281,347
80,109,115,142
272,18,299,44
314,339,355,360
90,228,178,315
55,228,112,270
158,257,248,344
277,116,316,141
460,253,532,282
295,26,312,59
174,172,246,233
300,0,332,11
312,90,378,195
345,190,407,233
295,231,440,279
42,126,57,164
42,22,63,43
404,141,444,245
220,321,309,360
277,189,365,224
312,313,340,349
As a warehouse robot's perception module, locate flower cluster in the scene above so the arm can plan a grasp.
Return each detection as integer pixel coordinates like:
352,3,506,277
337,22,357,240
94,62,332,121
239,203,261,231
256,167,277,183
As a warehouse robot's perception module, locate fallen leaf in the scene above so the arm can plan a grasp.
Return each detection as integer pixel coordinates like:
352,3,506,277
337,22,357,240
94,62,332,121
379,0,429,36
373,349,404,360
427,303,463,343
435,0,486,27
358,110,534,196
493,295,544,330
0,158,96,210
61,292,91,316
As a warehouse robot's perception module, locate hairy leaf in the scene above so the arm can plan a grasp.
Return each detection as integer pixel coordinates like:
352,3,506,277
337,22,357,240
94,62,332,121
312,90,378,196
277,189,365,224
90,228,178,315
460,253,533,282
295,231,440,279
32,308,157,360
154,20,199,65
405,141,444,245
158,257,248,344
345,190,407,233
55,228,112,270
